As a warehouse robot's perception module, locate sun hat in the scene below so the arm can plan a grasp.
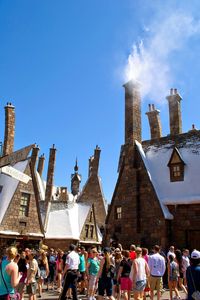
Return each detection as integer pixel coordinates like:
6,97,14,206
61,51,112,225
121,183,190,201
191,249,200,259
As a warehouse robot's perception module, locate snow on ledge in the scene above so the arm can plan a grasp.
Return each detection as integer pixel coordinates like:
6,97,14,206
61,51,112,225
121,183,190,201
0,230,20,235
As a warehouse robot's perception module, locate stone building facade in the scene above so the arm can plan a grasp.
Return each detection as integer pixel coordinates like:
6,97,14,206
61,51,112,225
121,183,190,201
104,81,200,250
0,102,105,250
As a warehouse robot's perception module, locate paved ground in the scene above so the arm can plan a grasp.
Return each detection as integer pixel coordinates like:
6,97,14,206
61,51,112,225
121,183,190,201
24,287,187,300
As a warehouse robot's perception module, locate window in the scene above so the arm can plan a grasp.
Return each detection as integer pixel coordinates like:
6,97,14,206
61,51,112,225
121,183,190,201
168,147,185,182
89,211,93,222
85,224,89,238
90,225,94,238
19,193,30,217
115,206,122,219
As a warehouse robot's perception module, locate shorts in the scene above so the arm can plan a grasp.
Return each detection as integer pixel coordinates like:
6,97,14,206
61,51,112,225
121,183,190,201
133,280,146,291
88,275,97,290
150,276,162,291
40,269,47,279
120,277,132,291
26,282,37,295
98,277,113,297
16,282,26,294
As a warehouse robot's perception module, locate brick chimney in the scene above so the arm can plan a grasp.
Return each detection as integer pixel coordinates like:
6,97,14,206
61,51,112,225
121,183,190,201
88,146,101,177
45,144,56,204
166,88,182,135
37,154,45,177
31,145,40,170
123,80,141,144
3,103,15,156
146,104,162,139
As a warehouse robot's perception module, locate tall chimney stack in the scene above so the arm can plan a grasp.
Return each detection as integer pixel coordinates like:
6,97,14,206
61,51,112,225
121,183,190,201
37,154,45,177
166,88,182,135
146,104,162,139
45,144,56,204
3,103,15,156
123,80,141,144
31,145,40,170
88,146,101,177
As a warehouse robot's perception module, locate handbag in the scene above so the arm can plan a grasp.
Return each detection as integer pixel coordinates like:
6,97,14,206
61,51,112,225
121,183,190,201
189,267,200,300
0,263,20,300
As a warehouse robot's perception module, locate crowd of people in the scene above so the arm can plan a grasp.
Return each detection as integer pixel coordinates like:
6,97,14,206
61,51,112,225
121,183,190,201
0,243,200,300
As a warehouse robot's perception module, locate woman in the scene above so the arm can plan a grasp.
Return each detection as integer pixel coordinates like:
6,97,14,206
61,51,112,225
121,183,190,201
0,246,22,299
186,249,200,300
175,249,187,295
167,254,180,300
131,247,150,300
97,247,115,300
142,248,150,300
56,250,64,293
117,250,132,300
16,251,27,300
86,247,100,300
113,249,123,300
37,250,49,297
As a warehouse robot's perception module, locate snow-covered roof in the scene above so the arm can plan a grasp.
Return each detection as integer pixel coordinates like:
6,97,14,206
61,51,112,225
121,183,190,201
0,160,29,224
45,202,91,239
136,133,200,219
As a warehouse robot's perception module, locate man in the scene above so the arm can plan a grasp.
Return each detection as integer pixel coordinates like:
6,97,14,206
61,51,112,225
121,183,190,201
186,249,200,300
61,244,80,300
129,244,136,261
26,250,38,300
182,249,190,286
148,245,166,300
167,246,176,261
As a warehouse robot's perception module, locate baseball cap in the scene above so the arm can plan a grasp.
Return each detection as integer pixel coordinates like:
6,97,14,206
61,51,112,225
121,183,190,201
191,250,200,259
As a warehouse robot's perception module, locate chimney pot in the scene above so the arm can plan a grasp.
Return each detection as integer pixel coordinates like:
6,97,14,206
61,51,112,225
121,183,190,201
174,88,177,94
152,104,155,110
170,88,173,95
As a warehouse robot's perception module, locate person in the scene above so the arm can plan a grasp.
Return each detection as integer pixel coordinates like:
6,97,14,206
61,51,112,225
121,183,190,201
46,248,56,291
167,254,180,300
113,249,123,300
0,246,22,300
182,249,190,287
61,244,80,300
97,247,115,300
117,250,132,300
26,250,38,300
167,246,176,261
86,247,100,300
78,246,87,295
142,248,150,300
131,247,150,300
16,251,27,300
37,250,49,297
175,249,187,295
148,245,166,300
130,245,136,261
56,250,64,293
186,249,200,300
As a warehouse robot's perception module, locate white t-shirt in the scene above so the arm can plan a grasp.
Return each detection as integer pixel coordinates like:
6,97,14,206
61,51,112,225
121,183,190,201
66,251,80,270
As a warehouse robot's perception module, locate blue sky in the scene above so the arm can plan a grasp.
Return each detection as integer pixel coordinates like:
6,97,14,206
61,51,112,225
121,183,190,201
1,0,200,203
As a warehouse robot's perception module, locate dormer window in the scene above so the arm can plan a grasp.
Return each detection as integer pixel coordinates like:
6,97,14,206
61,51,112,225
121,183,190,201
168,147,185,182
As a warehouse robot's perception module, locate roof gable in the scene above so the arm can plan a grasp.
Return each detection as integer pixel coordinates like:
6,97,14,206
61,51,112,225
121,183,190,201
167,147,185,166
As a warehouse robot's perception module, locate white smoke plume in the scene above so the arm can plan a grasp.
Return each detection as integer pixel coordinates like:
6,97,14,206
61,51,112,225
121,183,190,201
124,13,200,102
